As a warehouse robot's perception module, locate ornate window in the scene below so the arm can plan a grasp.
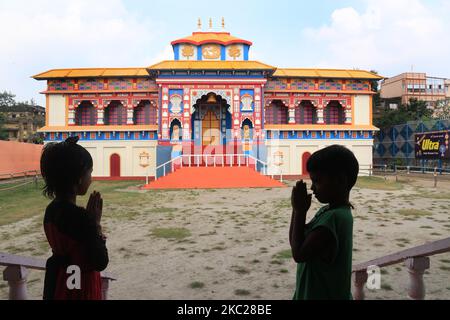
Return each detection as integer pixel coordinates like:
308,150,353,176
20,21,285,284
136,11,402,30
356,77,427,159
265,101,288,124
296,101,317,124
325,101,344,124
75,101,97,125
105,101,127,125
134,101,158,125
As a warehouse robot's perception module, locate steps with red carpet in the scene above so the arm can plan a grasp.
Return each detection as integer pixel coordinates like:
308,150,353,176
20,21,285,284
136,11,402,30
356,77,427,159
143,166,286,189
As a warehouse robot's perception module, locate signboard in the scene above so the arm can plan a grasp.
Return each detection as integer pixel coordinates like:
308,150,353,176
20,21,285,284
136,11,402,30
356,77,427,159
415,131,450,159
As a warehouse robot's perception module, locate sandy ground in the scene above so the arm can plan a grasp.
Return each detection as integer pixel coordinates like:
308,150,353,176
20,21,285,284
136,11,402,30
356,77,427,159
0,175,449,300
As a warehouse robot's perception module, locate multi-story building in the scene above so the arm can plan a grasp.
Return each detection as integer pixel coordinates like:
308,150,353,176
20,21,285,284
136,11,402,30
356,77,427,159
0,104,45,142
380,72,449,109
34,27,381,180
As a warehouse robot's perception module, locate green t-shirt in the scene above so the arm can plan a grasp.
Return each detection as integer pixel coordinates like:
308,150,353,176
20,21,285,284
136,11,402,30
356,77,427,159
293,205,353,300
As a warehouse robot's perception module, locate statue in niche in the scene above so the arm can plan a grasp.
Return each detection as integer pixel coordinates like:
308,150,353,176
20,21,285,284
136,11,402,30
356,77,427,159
171,124,180,141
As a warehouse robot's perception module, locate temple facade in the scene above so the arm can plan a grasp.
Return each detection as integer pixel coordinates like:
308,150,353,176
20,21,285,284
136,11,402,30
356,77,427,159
35,27,381,180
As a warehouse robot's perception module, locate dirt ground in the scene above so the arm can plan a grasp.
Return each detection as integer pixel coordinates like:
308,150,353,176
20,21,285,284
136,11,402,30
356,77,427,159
0,175,449,300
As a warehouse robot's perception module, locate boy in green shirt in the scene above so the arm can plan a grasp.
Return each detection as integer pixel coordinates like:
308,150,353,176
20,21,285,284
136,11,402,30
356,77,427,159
290,145,358,300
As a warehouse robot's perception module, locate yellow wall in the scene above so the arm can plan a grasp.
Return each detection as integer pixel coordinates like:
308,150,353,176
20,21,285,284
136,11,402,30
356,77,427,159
48,94,66,126
78,140,158,178
266,139,373,176
353,95,370,126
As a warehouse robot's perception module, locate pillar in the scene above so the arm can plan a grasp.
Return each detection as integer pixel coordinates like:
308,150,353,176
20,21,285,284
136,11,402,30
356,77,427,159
126,104,134,125
97,104,104,125
353,271,368,300
345,105,352,124
405,257,430,300
3,265,29,300
233,88,241,139
182,88,191,140
68,105,75,125
161,86,170,140
316,105,325,124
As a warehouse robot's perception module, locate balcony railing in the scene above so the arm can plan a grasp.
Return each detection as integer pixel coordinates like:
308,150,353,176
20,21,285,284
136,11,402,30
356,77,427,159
0,252,116,300
352,237,450,300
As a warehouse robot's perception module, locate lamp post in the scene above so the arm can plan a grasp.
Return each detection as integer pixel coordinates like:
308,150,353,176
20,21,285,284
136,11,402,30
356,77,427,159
139,151,150,185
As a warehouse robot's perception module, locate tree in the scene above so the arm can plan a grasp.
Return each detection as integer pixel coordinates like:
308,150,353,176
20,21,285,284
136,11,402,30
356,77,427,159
374,98,433,128
0,91,16,107
370,70,381,108
433,99,450,120
0,113,8,140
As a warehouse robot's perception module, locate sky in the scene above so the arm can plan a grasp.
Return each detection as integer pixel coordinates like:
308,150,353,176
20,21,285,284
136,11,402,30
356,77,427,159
1,0,449,106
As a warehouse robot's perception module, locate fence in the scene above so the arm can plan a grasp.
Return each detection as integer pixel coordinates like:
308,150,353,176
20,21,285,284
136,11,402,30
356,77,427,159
373,119,450,169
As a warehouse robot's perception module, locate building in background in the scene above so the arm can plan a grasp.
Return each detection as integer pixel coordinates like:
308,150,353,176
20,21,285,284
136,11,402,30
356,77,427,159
0,104,45,142
380,73,449,110
33,22,381,180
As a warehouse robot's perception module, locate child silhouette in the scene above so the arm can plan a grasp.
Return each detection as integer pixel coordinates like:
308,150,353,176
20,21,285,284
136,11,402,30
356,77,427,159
290,145,359,300
40,136,108,300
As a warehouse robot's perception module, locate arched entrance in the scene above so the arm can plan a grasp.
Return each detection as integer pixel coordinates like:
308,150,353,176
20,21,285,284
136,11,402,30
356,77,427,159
191,92,232,154
110,153,121,177
302,152,311,176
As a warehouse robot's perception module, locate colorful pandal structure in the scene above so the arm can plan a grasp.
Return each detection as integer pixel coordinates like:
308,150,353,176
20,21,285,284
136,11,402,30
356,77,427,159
34,19,382,183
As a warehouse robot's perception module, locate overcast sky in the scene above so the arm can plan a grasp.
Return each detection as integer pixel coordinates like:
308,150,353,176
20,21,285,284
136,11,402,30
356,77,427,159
1,0,449,106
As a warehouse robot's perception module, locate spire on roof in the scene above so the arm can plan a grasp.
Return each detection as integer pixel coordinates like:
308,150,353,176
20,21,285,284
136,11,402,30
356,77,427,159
209,17,213,31
221,17,225,30
197,18,202,31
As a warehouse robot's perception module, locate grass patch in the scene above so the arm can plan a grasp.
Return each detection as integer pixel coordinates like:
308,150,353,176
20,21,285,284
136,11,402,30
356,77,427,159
355,176,403,191
273,249,292,260
381,284,393,291
189,281,205,289
234,289,251,296
396,209,432,217
231,266,250,275
151,227,191,240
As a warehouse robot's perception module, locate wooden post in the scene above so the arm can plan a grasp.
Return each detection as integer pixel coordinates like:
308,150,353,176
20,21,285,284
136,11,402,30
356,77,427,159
101,278,111,300
407,166,410,175
384,165,387,181
353,271,368,300
434,167,437,188
3,266,29,300
405,257,430,300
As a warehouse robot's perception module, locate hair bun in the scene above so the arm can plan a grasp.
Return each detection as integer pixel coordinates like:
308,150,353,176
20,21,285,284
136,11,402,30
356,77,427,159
65,136,79,144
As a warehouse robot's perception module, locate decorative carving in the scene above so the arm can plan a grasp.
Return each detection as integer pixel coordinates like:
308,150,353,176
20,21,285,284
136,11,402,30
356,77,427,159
228,45,241,60
170,94,183,114
202,44,221,59
191,89,233,113
181,45,195,60
241,94,253,112
273,151,284,166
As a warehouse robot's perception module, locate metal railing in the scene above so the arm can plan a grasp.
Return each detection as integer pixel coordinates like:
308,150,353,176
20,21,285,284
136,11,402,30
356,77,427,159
352,237,450,300
0,170,41,181
0,252,116,300
154,154,271,181
371,164,450,187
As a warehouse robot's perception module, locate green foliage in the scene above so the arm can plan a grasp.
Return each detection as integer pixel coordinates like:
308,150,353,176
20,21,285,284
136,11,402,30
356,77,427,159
0,91,16,107
151,228,191,240
0,113,8,140
374,98,434,128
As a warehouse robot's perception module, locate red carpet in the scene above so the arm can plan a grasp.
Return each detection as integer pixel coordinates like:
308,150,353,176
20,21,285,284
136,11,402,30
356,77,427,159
142,166,286,189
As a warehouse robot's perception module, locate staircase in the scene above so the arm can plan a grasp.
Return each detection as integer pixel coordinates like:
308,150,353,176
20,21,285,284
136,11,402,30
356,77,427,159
142,166,286,189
